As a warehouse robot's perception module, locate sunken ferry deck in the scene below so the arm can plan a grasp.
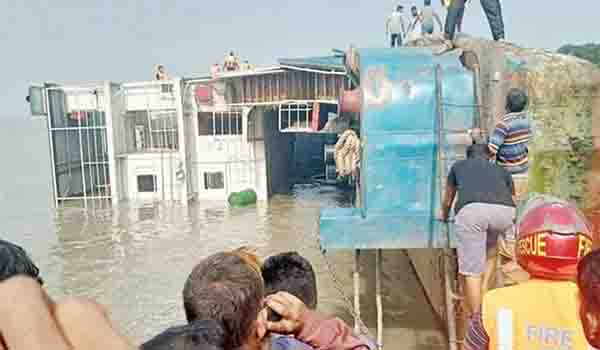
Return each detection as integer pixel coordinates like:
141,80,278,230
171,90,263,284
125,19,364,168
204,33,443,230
28,55,352,206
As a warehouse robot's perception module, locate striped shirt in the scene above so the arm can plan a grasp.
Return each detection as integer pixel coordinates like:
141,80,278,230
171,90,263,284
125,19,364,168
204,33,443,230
488,112,531,174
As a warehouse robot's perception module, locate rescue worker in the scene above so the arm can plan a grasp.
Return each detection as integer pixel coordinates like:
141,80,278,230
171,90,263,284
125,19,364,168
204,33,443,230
439,0,505,53
464,195,596,350
385,5,406,48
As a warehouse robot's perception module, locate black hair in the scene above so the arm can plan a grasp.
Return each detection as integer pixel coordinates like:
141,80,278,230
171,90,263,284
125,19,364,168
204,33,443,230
466,144,489,159
506,88,528,113
261,252,317,309
140,320,225,350
396,5,403,11
0,239,43,285
424,0,432,5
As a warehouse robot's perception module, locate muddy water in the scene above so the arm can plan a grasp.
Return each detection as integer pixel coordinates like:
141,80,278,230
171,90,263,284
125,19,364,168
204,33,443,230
0,117,445,349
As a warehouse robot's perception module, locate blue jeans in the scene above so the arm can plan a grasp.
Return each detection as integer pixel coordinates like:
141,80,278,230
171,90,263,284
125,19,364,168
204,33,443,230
390,33,403,47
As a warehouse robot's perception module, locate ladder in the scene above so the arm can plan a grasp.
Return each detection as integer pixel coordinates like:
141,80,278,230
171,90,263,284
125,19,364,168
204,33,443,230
435,64,461,350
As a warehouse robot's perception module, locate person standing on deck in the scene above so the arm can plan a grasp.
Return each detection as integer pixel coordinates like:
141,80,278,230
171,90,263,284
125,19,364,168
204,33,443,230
407,6,423,41
440,144,516,316
421,0,443,35
488,88,531,175
386,5,406,48
224,52,239,72
439,0,505,52
154,64,169,81
442,0,465,33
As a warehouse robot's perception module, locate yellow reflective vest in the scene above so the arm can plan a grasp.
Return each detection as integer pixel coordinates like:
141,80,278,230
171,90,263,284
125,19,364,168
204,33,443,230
482,279,591,350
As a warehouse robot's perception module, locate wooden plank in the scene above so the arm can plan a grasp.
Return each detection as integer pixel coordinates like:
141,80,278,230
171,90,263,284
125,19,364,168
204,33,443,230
405,249,453,335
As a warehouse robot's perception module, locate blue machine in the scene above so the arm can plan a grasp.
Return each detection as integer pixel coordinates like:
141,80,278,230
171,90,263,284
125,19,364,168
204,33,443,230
319,48,476,250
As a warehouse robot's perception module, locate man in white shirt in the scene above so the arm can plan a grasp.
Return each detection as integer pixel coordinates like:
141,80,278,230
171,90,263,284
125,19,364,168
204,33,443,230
386,5,406,48
407,6,422,42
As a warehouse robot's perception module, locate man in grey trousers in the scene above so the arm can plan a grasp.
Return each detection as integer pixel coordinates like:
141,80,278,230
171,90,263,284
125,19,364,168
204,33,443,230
440,144,516,315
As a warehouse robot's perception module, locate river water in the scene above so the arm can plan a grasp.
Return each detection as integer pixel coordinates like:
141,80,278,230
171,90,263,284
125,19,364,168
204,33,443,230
0,117,445,349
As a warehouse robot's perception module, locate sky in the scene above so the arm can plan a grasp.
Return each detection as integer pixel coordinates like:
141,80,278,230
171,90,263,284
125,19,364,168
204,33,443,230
1,0,599,117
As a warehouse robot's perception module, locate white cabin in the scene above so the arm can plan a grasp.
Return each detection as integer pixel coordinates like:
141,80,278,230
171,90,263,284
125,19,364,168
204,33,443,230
27,57,350,205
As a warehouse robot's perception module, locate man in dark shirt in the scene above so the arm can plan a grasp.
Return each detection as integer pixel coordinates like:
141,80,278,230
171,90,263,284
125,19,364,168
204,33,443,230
440,144,516,316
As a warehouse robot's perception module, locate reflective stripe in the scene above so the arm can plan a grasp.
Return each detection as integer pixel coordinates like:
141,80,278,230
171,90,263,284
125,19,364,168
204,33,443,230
497,308,513,350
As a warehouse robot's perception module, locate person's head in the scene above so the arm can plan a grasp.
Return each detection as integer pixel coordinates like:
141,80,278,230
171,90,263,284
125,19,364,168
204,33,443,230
262,252,317,310
141,320,225,350
424,0,431,6
505,88,528,113
578,249,600,348
411,6,418,16
156,65,165,73
182,249,266,350
516,195,594,281
396,5,403,12
466,143,490,160
229,51,235,56
0,239,43,285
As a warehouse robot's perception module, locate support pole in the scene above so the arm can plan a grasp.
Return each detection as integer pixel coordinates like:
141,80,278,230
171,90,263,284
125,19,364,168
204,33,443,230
375,249,383,350
353,249,361,333
496,251,504,288
443,249,458,350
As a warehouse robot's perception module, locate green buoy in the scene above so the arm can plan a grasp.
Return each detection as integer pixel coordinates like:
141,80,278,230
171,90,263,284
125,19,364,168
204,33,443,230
228,189,258,207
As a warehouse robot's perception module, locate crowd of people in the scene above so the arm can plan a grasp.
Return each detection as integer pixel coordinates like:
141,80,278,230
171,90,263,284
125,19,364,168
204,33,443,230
0,240,376,350
153,52,254,82
3,84,600,348
210,52,254,78
1,198,599,350
386,0,505,50
439,87,600,349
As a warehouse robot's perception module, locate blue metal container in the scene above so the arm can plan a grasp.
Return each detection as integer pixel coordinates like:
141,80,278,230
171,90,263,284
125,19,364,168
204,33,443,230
319,48,476,249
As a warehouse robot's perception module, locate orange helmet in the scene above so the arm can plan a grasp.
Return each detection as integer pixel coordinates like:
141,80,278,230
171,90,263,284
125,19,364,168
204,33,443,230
516,195,594,280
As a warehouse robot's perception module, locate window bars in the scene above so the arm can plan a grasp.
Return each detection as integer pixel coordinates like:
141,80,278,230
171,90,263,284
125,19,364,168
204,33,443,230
278,102,313,132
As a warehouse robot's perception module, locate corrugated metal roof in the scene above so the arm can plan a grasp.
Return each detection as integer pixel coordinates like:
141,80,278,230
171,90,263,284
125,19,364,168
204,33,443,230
278,56,346,72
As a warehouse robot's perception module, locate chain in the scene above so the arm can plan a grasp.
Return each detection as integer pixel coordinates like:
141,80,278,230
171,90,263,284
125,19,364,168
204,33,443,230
319,245,374,339
290,215,373,338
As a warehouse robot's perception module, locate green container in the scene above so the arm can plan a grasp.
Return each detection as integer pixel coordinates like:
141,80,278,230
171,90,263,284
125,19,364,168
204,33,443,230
228,189,258,207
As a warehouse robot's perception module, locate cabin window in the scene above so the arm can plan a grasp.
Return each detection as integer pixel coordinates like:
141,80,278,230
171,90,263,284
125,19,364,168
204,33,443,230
198,112,213,136
204,172,224,190
28,86,47,116
137,175,157,192
197,110,243,136
279,103,312,132
160,83,173,94
124,110,178,151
